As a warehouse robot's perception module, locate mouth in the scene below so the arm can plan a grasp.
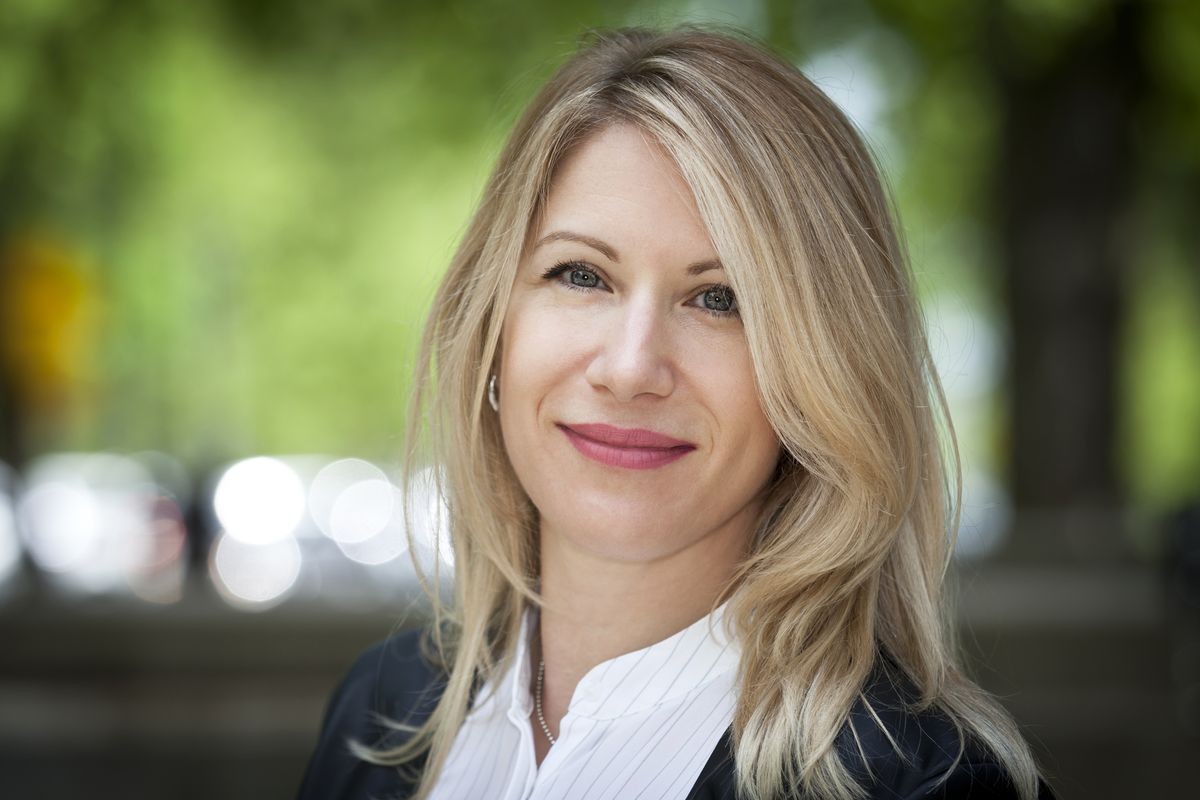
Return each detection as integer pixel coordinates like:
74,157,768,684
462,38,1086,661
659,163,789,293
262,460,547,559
556,423,696,471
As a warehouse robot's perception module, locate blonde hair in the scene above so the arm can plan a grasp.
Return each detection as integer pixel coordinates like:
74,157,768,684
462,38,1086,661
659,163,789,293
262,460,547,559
362,24,1043,800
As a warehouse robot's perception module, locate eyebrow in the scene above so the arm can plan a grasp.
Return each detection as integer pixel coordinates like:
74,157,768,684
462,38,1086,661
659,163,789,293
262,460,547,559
534,230,723,276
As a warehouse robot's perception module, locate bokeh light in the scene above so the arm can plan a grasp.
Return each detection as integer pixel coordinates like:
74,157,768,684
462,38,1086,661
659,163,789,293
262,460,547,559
209,531,302,610
308,458,391,544
17,480,100,575
14,453,188,598
213,456,306,545
329,478,395,545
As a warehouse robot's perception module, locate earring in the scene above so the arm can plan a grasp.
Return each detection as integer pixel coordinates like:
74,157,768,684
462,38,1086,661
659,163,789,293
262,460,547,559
487,373,499,412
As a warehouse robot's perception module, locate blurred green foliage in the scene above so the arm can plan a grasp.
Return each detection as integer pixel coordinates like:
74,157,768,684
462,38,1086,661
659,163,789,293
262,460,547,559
0,0,1196,517
1,0,653,464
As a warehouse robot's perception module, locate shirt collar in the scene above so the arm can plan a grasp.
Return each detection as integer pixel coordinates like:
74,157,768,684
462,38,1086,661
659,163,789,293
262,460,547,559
495,600,740,722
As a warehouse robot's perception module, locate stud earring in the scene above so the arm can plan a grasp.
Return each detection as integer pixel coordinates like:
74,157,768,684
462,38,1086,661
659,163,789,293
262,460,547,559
487,373,499,412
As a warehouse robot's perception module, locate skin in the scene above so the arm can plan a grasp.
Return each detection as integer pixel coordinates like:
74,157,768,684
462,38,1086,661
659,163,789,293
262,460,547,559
496,122,781,766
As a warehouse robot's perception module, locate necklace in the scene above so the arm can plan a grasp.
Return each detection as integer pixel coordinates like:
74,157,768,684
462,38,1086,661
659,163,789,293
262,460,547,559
535,659,557,746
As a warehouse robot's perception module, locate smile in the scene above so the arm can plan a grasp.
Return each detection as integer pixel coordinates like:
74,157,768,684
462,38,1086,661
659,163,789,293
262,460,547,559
557,423,696,470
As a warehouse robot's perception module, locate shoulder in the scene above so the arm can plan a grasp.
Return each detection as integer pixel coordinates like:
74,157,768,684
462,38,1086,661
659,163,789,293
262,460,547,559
317,626,448,744
834,661,1055,800
339,627,449,721
295,627,448,800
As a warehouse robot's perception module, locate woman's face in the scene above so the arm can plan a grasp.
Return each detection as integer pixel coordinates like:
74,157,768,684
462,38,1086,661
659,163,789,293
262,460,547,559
498,123,781,565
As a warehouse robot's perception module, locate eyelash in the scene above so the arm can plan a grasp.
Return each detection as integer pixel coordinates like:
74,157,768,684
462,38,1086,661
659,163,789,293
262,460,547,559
540,260,740,320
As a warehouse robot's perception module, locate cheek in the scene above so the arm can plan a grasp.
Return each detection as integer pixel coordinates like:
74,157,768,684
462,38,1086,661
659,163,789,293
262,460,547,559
697,342,780,476
723,401,781,504
501,303,582,401
498,303,589,479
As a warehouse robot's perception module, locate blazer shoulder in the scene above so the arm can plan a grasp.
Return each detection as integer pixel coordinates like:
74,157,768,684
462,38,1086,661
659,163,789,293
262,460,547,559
344,627,450,724
836,661,1055,800
295,626,448,800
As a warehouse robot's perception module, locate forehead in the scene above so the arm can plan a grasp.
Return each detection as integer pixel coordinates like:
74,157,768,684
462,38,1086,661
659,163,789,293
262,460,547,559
534,123,716,259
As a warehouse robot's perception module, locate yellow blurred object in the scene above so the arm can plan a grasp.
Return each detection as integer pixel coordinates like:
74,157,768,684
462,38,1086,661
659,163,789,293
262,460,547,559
0,231,95,409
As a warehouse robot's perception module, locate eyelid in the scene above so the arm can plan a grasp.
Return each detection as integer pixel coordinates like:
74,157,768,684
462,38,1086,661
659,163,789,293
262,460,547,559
541,260,612,289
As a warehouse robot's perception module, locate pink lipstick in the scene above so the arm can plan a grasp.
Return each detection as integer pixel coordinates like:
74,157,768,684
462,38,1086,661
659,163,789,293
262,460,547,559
557,423,696,470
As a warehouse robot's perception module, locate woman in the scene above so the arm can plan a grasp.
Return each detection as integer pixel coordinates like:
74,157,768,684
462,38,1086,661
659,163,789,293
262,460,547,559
298,25,1055,800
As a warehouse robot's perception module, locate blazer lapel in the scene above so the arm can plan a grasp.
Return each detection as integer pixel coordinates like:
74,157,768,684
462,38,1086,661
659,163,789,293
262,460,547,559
685,728,738,800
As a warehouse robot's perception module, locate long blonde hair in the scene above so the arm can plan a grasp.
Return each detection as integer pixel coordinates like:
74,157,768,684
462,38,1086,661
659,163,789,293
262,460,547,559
362,24,1043,800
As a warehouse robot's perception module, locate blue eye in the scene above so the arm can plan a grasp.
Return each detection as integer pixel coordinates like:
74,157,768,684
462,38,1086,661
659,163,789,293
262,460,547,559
567,267,600,288
541,261,607,292
699,286,736,314
686,284,739,319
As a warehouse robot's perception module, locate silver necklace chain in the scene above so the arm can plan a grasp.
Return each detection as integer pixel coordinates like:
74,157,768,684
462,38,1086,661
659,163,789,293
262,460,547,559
535,658,557,746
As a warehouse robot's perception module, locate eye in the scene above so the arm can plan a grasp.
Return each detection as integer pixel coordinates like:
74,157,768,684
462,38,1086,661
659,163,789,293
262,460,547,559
540,260,739,320
541,261,608,292
567,266,601,289
690,285,739,319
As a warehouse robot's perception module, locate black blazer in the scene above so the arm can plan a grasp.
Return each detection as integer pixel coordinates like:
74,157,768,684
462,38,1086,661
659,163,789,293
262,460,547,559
296,628,1055,799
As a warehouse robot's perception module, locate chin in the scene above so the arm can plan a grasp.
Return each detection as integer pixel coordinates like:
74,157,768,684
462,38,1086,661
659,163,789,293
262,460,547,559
569,534,683,564
552,512,693,563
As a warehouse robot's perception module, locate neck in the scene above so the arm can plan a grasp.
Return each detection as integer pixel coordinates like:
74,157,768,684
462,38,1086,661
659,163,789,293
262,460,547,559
538,545,737,670
529,504,756,763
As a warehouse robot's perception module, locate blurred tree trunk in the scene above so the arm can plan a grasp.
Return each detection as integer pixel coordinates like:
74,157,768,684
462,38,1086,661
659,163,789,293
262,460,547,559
0,158,30,470
989,1,1145,558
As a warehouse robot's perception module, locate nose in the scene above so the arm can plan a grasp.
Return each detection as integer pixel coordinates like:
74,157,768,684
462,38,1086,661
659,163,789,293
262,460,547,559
584,297,676,402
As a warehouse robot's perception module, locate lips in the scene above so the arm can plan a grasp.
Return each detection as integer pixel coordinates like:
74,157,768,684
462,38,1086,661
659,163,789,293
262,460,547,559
560,423,694,448
557,423,696,470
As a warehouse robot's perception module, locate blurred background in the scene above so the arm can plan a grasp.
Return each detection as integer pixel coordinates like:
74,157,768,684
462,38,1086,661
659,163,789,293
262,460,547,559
0,0,1196,797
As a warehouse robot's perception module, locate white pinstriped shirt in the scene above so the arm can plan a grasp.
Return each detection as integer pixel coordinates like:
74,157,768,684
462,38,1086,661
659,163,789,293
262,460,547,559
426,602,741,800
